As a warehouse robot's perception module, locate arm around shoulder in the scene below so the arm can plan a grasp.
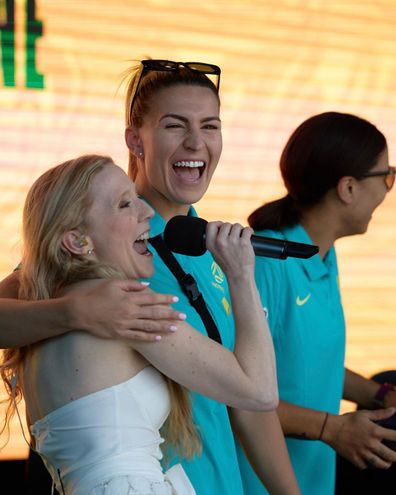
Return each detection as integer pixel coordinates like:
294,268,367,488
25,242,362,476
0,271,71,347
0,271,19,298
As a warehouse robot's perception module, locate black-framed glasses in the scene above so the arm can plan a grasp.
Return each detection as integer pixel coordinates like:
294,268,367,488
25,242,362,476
127,60,221,125
359,166,396,191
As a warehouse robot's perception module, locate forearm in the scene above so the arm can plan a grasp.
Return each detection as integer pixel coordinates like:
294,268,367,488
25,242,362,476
277,400,328,440
228,273,278,409
230,408,300,495
0,271,73,347
343,368,380,408
0,297,75,348
0,271,19,298
278,398,396,471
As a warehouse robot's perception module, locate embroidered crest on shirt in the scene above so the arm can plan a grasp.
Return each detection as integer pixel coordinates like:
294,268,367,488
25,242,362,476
211,261,225,285
210,262,231,315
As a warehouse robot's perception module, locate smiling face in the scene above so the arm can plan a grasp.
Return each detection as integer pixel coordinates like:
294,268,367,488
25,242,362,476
127,84,222,220
84,164,154,280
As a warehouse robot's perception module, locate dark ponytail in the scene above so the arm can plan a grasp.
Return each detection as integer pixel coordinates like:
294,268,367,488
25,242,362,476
248,195,300,231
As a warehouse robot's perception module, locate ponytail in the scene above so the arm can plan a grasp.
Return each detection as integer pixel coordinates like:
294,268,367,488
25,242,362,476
248,194,301,231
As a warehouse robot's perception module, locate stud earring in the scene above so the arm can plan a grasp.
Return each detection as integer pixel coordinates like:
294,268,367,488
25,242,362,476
87,249,94,255
139,150,144,158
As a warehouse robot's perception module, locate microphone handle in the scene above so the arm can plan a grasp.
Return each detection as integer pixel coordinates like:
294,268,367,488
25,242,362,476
251,236,287,259
251,235,319,259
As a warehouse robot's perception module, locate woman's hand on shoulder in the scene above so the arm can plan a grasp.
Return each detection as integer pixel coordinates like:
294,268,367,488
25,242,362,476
63,279,185,342
205,221,255,278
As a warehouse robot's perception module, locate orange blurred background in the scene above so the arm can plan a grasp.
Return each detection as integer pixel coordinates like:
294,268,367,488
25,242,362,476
1,0,396,460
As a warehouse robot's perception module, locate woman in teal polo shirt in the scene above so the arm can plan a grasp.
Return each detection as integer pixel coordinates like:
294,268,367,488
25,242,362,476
123,59,299,495
239,112,396,495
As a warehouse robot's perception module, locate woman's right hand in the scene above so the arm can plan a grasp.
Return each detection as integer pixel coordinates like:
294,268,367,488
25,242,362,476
205,221,255,279
323,408,396,470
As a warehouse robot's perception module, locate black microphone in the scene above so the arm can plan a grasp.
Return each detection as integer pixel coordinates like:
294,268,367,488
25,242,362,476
163,216,319,260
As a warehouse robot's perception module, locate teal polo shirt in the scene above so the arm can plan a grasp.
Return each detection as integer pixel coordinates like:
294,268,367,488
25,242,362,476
236,224,346,495
147,207,245,495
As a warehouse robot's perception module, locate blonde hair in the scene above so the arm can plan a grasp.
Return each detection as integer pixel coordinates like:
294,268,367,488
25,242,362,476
0,154,200,457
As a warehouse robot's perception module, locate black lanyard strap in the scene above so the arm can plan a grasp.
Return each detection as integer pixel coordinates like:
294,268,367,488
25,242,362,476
149,234,222,344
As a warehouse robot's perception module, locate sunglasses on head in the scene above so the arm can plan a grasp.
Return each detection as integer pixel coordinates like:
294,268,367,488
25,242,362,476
127,59,221,125
359,166,396,191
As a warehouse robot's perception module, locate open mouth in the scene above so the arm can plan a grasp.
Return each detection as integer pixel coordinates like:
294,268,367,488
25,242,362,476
173,160,205,181
133,231,152,256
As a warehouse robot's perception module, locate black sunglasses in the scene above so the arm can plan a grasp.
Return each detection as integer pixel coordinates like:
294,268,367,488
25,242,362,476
127,59,221,125
359,166,396,191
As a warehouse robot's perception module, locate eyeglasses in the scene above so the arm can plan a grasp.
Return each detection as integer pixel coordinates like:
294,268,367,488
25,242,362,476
127,60,221,125
359,166,396,191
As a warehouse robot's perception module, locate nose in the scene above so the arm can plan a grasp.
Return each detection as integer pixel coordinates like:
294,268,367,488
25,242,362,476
138,198,154,221
183,128,205,151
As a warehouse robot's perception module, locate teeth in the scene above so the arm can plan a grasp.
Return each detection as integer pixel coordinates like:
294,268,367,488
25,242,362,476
136,231,150,241
173,161,204,168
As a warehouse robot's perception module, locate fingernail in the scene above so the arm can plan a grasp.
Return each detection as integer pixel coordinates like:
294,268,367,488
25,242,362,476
169,325,178,332
155,335,162,341
172,296,179,302
140,281,150,286
178,313,187,320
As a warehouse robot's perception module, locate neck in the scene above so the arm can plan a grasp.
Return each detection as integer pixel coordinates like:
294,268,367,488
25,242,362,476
136,185,190,222
300,202,339,259
301,187,361,259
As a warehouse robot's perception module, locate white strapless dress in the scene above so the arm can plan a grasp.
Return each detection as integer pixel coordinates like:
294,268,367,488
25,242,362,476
30,366,195,495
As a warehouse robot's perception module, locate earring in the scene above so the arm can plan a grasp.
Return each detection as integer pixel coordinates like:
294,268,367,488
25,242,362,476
87,249,94,255
139,150,144,158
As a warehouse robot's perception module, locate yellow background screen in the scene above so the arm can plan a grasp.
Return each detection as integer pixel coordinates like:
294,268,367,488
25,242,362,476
1,0,396,459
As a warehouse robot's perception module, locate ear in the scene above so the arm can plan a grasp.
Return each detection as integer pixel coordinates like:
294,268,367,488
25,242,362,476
125,126,144,158
336,176,357,205
62,230,94,256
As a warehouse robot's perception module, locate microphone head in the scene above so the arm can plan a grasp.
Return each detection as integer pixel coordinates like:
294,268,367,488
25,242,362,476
164,216,208,256
284,240,319,259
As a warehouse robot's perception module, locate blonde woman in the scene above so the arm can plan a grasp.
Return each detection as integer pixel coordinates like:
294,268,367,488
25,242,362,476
1,154,277,495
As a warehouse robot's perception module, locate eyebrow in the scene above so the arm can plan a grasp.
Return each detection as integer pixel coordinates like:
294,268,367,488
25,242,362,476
159,113,221,123
117,189,134,201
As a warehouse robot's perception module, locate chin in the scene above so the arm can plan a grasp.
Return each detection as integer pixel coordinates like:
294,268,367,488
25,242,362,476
139,259,154,279
127,256,154,280
177,188,207,206
354,225,368,236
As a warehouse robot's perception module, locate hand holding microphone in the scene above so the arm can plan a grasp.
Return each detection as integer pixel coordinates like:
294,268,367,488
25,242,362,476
164,216,319,260
204,221,256,278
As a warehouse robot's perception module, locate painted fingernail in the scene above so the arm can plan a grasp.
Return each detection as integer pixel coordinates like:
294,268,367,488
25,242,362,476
172,296,179,302
140,281,150,286
178,313,187,320
169,325,178,332
155,335,162,341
